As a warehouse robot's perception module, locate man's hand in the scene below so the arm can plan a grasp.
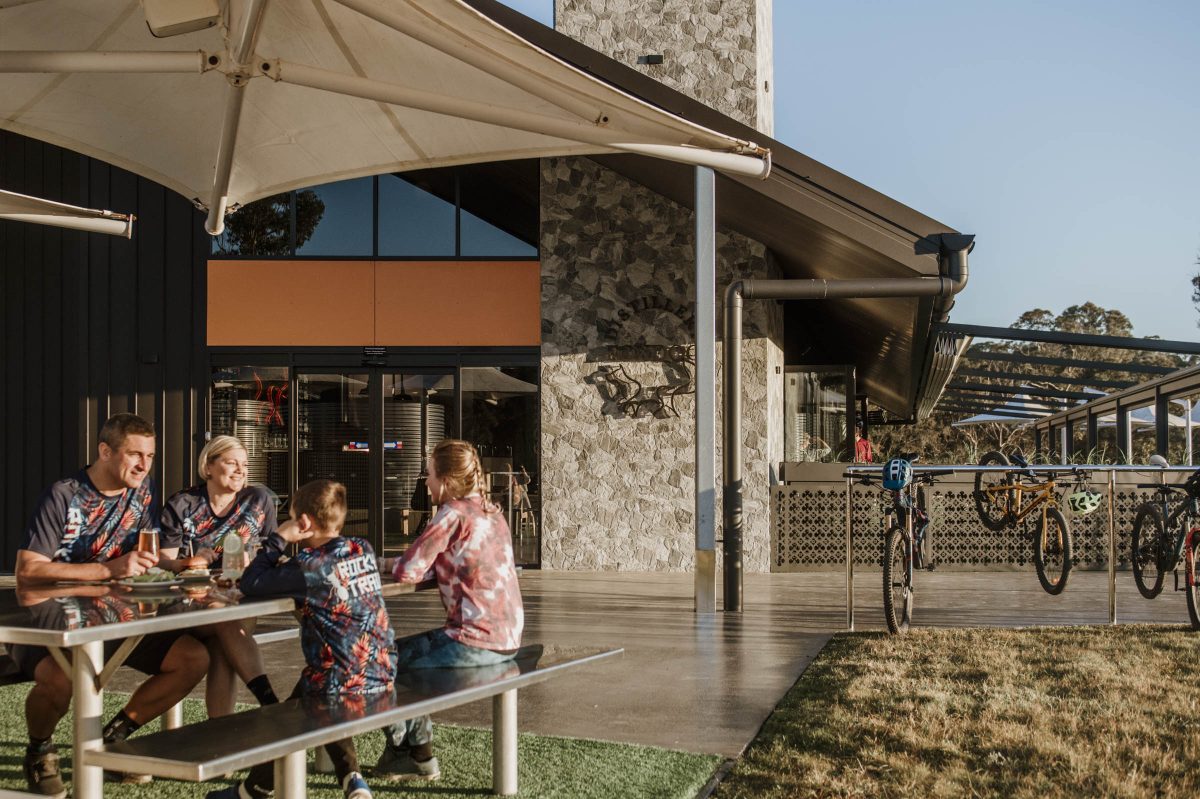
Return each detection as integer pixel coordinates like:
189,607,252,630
104,551,159,579
276,519,314,544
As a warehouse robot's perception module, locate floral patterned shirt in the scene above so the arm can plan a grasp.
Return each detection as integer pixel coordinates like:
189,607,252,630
242,534,396,697
21,470,157,563
161,484,276,557
393,495,523,651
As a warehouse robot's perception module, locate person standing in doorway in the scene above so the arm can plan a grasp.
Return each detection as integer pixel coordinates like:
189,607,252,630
855,419,874,463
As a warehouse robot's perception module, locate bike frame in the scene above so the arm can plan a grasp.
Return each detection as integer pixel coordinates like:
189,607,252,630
1155,492,1199,571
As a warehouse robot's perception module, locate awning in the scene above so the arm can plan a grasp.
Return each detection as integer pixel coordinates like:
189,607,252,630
0,187,134,237
465,1,963,417
0,0,770,234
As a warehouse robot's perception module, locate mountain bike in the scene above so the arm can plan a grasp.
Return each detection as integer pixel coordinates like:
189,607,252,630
1130,465,1200,629
848,458,953,634
973,451,1093,595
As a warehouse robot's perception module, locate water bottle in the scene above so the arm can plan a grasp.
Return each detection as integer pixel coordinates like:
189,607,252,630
221,531,244,580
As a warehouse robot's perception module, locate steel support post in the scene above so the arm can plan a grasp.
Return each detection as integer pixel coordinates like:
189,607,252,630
493,689,518,795
845,476,854,630
275,749,307,799
694,165,717,613
1107,469,1117,624
722,284,744,613
73,640,103,799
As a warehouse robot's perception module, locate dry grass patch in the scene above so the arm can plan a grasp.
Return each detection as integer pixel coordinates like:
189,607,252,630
716,625,1200,799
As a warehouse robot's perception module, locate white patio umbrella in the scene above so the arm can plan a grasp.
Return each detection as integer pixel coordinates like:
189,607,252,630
951,391,1058,427
0,187,134,237
0,0,771,235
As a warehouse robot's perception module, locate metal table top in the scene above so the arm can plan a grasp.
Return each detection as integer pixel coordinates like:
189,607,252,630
0,584,293,648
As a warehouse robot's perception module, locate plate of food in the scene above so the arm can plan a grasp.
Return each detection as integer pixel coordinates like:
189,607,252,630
178,567,212,582
117,568,183,590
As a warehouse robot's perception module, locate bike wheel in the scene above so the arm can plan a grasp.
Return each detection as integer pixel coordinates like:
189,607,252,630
1034,506,1072,595
882,526,912,634
1185,533,1200,631
1130,503,1166,599
974,451,1012,531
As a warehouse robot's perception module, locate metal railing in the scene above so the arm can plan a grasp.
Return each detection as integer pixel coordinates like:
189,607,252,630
838,463,1197,630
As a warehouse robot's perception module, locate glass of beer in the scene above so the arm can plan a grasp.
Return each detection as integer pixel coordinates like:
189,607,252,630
137,529,159,558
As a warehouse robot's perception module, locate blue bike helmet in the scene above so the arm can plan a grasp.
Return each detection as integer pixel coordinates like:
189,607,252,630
882,458,913,490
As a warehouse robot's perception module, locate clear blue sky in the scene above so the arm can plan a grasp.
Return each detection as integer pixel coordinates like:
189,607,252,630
502,1,1200,341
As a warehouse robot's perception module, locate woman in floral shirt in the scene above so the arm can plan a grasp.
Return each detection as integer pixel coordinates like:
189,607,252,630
375,439,524,783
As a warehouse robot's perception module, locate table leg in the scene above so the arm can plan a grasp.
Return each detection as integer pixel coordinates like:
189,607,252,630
275,750,307,799
492,689,518,795
72,640,104,799
162,702,184,730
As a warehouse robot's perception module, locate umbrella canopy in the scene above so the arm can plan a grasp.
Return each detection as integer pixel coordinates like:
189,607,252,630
952,391,1058,427
0,187,134,237
0,0,770,234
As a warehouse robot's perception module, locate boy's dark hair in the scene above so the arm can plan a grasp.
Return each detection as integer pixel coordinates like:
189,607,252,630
99,413,156,451
291,479,347,533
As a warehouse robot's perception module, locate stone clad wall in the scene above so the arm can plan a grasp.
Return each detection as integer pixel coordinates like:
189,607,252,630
539,158,782,571
555,0,773,136
540,0,781,572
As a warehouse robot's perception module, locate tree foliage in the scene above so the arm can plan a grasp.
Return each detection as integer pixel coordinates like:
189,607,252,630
212,190,325,256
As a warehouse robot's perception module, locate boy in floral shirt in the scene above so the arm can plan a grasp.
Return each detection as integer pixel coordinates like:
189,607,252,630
207,480,395,799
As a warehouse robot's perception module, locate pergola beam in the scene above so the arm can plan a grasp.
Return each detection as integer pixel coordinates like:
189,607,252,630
963,349,1176,375
955,367,1133,390
941,323,1200,355
946,381,1095,402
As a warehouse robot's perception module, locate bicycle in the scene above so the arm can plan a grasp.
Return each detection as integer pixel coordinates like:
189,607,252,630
972,451,1094,595
847,456,953,634
1129,464,1200,629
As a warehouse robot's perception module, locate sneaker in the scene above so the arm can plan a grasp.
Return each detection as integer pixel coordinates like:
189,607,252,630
104,769,152,784
372,745,440,782
343,771,372,799
23,746,66,798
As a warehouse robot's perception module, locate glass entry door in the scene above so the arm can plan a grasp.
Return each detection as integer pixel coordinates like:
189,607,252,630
297,372,371,537
381,371,456,556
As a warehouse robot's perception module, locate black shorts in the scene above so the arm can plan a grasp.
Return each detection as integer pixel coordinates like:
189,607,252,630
9,630,188,681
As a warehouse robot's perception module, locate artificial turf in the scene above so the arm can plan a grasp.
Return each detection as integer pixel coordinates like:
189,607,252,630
0,689,719,798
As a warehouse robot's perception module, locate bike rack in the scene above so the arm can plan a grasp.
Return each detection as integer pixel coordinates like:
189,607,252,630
841,463,1196,631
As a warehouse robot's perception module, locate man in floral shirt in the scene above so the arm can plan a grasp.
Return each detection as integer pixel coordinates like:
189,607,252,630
208,479,394,799
14,413,210,798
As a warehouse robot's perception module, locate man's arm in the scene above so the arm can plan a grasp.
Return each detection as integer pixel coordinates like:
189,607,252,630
16,549,158,585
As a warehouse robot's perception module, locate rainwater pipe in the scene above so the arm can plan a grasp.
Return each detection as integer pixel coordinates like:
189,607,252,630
721,232,974,611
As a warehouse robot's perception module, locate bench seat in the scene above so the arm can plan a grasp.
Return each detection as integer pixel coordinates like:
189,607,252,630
84,644,621,795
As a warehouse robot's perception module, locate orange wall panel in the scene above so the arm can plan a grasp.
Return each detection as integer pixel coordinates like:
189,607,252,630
374,261,540,346
208,261,375,346
208,260,540,347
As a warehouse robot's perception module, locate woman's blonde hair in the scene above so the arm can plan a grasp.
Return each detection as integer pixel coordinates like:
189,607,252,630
198,435,247,481
429,439,498,511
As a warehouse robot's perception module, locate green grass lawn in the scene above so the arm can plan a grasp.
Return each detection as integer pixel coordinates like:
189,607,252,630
717,625,1200,799
0,689,718,799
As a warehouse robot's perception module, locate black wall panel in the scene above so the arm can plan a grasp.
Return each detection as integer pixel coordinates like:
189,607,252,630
0,130,208,570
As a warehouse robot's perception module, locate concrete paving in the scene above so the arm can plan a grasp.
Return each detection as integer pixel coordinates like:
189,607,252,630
102,568,1197,758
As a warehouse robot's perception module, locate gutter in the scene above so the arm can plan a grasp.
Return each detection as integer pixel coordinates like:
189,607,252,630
720,233,974,611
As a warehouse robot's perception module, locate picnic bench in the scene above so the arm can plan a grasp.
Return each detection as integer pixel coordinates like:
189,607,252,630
85,644,622,797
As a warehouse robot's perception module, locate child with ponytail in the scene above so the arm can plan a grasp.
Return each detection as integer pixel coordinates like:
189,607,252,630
374,439,524,782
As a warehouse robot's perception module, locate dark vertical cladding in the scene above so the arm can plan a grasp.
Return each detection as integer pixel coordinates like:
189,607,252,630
0,130,208,570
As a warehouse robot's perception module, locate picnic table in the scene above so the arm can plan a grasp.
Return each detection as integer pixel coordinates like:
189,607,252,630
0,581,292,799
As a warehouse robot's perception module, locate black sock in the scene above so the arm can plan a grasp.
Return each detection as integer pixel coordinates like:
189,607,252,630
102,710,140,744
26,735,53,754
246,674,279,706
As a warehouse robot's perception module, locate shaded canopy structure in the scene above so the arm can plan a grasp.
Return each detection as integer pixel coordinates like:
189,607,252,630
0,187,133,237
0,0,770,234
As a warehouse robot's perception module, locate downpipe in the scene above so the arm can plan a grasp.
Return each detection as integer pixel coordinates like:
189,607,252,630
720,233,973,611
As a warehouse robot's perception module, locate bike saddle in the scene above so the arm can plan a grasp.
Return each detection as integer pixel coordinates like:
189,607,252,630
1009,452,1029,469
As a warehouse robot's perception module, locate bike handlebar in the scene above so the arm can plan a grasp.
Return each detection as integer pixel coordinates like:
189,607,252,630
1135,483,1187,492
